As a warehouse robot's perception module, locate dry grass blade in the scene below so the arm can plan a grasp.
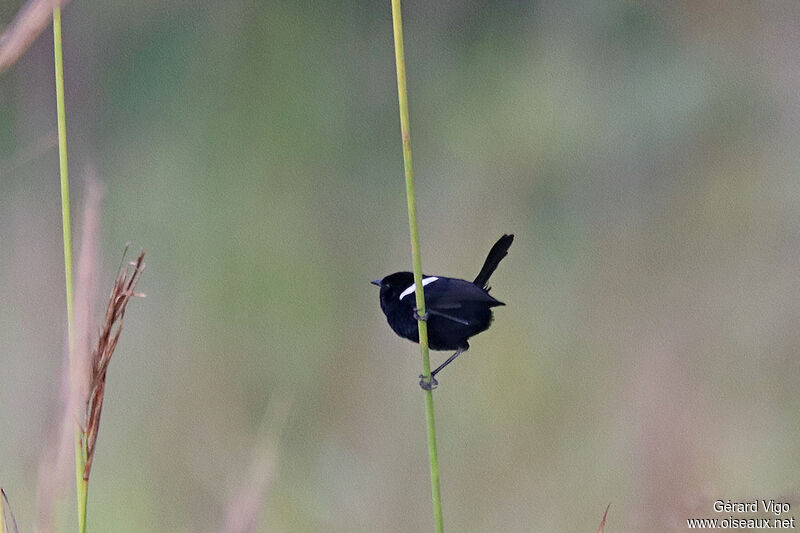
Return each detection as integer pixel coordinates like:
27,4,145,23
1,488,19,533
36,174,103,533
83,249,145,480
0,0,69,73
221,393,293,533
596,503,610,533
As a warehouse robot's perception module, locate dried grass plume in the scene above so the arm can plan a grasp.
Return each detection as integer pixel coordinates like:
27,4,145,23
83,249,145,480
597,504,610,533
1,488,19,533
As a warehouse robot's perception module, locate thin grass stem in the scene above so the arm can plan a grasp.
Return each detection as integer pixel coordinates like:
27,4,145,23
52,6,88,533
390,2,444,531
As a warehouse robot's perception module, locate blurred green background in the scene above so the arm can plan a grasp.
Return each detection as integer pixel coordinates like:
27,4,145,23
2,1,799,531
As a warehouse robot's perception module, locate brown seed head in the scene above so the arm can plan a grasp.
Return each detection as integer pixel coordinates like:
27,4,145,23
83,249,145,480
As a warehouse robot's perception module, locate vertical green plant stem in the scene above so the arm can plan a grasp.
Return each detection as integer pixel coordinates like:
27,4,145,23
53,6,88,533
390,2,444,532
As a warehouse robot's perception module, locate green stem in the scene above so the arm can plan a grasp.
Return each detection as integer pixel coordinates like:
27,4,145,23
53,6,88,533
390,2,444,532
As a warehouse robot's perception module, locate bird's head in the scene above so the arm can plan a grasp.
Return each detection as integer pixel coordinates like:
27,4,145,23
371,272,415,307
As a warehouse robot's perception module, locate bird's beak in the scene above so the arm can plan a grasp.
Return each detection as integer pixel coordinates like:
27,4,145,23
370,279,381,287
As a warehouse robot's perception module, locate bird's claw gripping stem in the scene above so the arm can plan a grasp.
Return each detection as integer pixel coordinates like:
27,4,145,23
413,308,428,322
419,374,438,391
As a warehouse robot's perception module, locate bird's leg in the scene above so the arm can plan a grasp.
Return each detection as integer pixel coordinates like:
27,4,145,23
426,309,470,326
431,347,465,378
418,347,465,390
414,307,470,326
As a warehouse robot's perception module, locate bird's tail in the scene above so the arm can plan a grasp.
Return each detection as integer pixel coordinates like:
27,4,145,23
473,234,514,288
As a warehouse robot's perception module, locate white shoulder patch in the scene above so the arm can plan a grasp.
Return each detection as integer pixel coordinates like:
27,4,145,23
399,276,439,300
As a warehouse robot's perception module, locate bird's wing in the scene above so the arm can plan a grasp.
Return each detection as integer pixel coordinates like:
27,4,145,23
424,277,503,310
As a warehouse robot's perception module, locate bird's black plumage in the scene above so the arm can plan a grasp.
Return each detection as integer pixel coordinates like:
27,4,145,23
372,234,513,388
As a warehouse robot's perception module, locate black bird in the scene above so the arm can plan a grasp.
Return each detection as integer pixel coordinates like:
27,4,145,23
372,234,514,390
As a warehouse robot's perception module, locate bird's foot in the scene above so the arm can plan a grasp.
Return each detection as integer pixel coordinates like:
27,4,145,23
413,308,428,322
419,374,438,391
